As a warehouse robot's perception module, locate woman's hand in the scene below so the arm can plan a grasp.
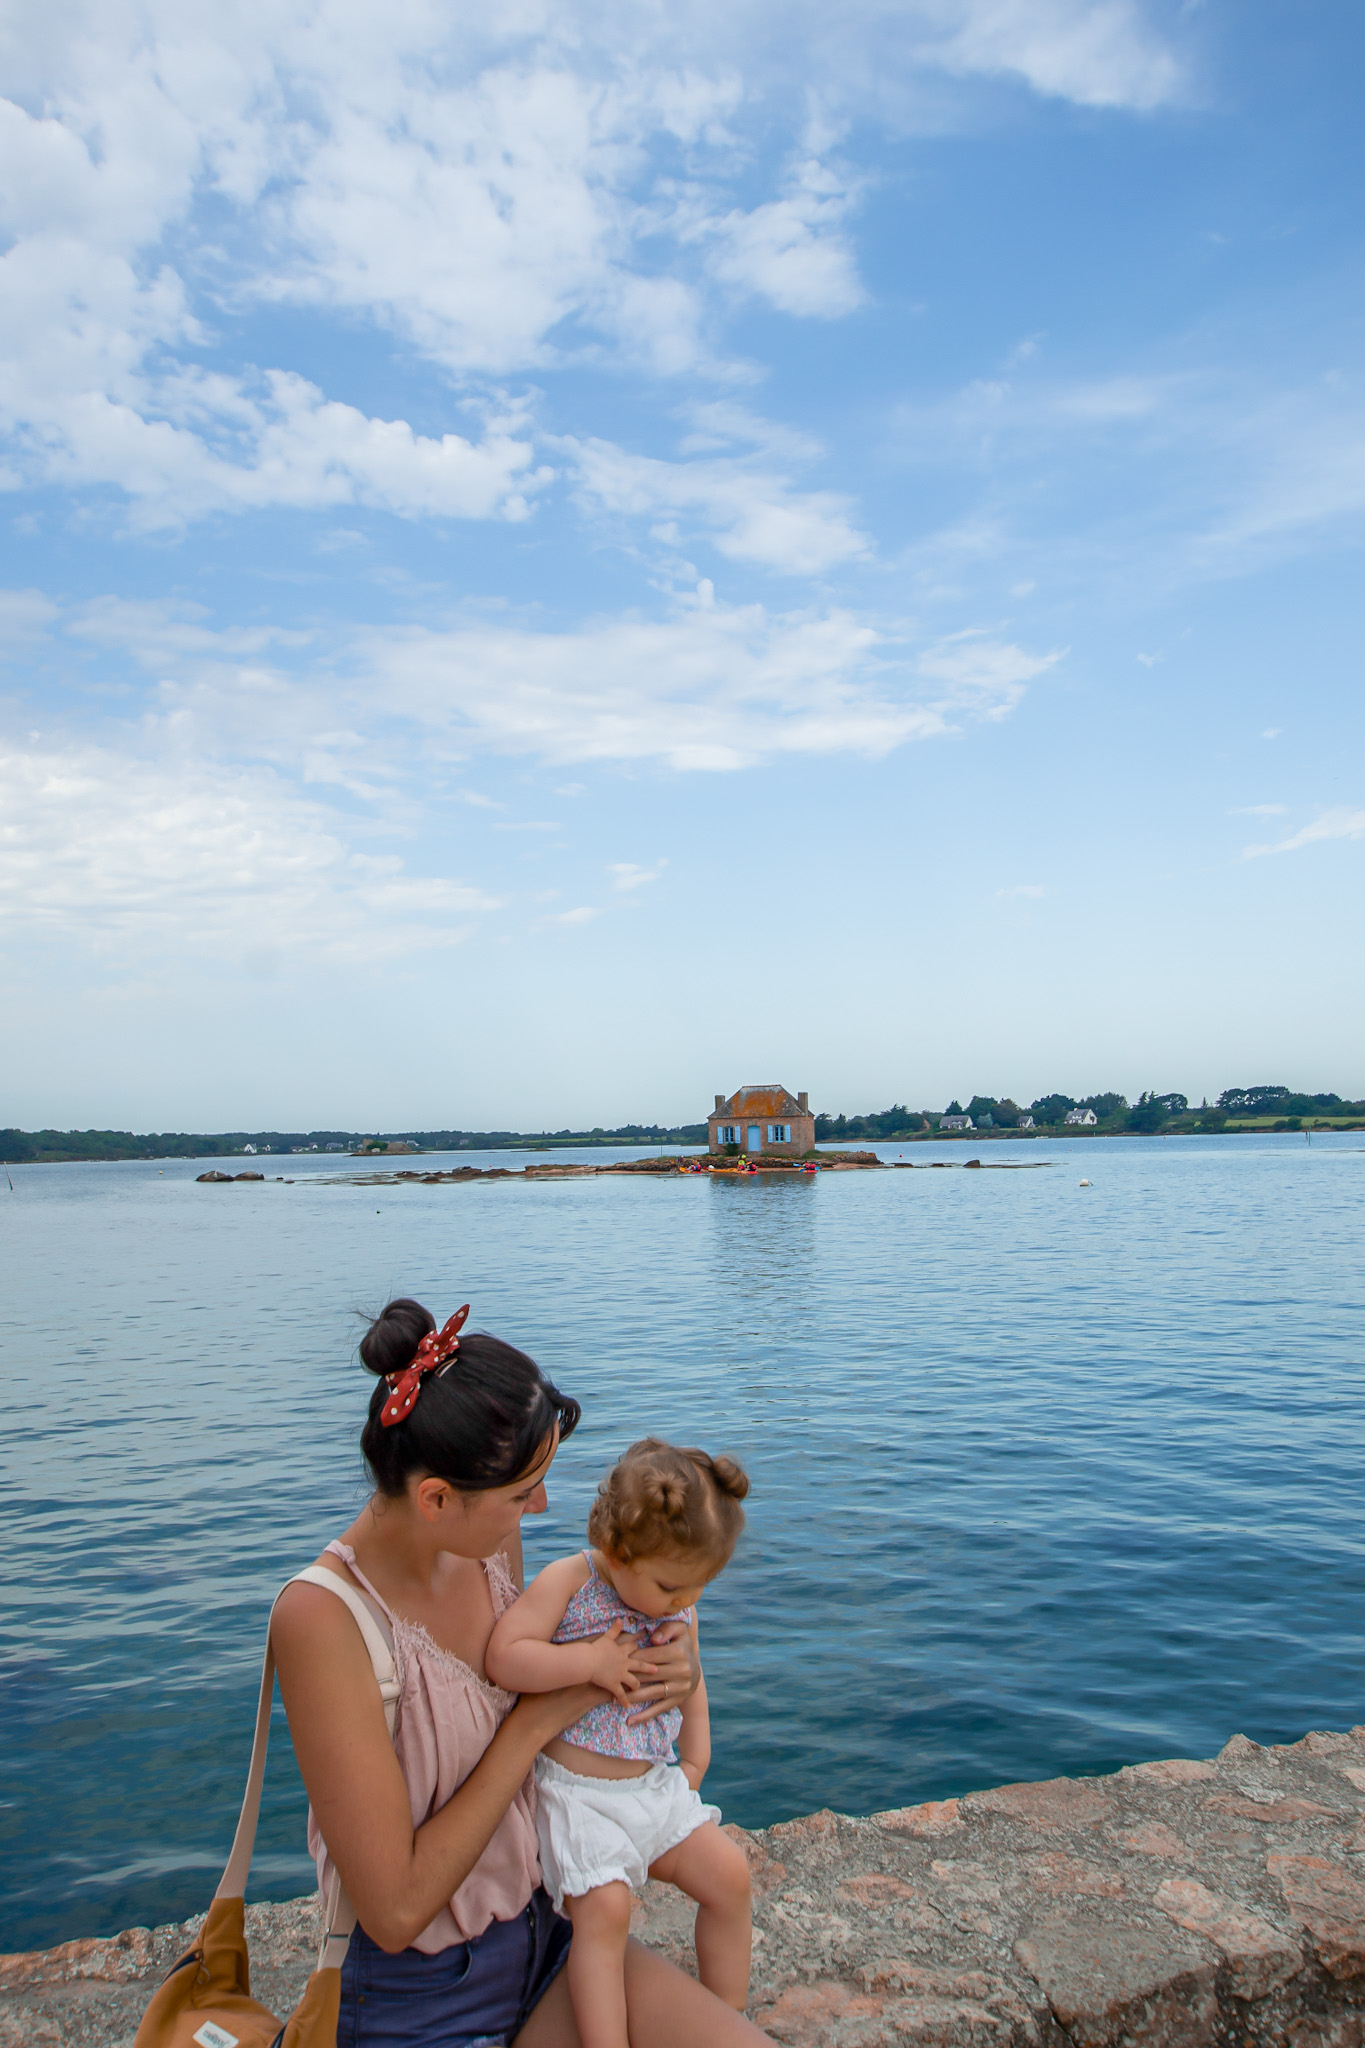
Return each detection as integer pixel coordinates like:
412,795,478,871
624,1618,701,1725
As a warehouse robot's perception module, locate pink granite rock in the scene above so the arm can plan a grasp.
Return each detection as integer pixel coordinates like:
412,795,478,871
967,1777,1111,1830
1122,1759,1218,1786
1154,1876,1302,1999
1268,1854,1365,1980
1015,1910,1217,2048
12,1729,1365,2046
873,1799,965,1838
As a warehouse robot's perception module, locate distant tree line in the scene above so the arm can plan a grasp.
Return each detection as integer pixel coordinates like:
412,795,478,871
812,1084,1365,1139
0,1121,711,1163
5,1086,1363,1164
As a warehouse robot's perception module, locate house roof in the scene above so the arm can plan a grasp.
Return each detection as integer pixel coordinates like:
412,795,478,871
713,1084,805,1120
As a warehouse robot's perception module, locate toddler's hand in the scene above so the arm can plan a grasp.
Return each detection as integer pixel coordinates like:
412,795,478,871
586,1621,640,1704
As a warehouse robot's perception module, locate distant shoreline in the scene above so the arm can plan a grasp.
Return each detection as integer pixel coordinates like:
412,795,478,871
5,1121,1364,1166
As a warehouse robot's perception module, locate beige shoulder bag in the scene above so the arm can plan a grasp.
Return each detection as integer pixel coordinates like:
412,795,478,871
133,1566,401,2048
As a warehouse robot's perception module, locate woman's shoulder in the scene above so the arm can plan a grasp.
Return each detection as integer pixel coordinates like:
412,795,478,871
272,1557,378,1664
272,1538,387,1644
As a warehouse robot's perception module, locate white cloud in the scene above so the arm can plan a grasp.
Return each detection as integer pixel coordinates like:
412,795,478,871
679,403,823,462
608,860,667,890
915,630,1063,720
570,435,868,574
1242,808,1365,860
889,350,1365,598
929,0,1182,108
699,157,865,318
552,905,599,925
587,0,1184,113
1230,803,1286,817
1,336,545,525
0,588,58,653
37,585,1056,774
0,742,499,961
0,0,1186,524
67,596,312,665
357,598,1057,769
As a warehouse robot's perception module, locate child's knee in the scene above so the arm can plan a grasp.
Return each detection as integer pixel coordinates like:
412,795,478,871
712,1832,751,1909
687,1829,750,1913
566,1880,634,1938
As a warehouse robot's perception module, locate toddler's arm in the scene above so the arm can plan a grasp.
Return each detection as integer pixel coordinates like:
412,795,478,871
675,1617,711,1791
486,1555,639,1704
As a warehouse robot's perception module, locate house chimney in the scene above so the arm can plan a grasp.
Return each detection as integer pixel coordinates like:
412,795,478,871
797,1091,808,1113
714,1094,725,1112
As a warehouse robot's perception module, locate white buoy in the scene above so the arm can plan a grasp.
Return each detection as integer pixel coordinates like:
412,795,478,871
1078,1178,1091,1187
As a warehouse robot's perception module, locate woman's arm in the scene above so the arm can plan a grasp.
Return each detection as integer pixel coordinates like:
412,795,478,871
273,1579,599,1953
674,1618,710,1790
485,1556,640,1703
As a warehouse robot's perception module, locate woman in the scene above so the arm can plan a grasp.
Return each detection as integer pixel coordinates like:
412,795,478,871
273,1297,770,2048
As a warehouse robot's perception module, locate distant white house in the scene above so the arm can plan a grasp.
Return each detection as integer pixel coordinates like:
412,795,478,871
1064,1107,1098,1126
242,1142,257,1154
1018,1114,1035,1129
940,1113,973,1131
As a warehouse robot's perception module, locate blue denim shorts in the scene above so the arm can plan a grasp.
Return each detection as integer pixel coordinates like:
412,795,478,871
338,1890,572,2047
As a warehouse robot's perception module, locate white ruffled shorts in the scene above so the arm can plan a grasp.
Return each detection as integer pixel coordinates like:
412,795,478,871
534,1752,721,1913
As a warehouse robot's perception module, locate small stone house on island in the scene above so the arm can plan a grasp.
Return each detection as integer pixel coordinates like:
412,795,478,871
709,1084,815,1157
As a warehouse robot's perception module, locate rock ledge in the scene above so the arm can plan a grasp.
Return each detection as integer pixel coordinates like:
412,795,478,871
7,1729,1365,2046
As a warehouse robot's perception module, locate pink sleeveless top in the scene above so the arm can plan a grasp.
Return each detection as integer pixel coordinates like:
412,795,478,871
306,1541,540,1950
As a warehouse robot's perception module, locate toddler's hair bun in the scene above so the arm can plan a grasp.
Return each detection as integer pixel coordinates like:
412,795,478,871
645,1472,690,1520
709,1455,750,1502
588,1436,749,1566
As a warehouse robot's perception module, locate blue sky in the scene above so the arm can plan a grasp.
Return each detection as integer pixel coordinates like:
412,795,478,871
2,0,1362,1129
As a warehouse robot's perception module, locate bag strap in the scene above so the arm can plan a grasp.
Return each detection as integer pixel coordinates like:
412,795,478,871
214,1565,403,1973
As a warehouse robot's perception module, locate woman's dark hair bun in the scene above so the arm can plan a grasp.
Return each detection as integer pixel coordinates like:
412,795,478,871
357,1296,580,1496
358,1297,434,1378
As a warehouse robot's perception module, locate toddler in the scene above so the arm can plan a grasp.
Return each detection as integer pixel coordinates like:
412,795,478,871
486,1437,752,2048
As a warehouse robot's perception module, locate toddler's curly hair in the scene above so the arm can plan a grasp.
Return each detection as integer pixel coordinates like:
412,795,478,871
587,1437,749,1566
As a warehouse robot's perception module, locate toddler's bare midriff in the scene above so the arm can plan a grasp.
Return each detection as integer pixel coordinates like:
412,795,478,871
543,1735,653,1780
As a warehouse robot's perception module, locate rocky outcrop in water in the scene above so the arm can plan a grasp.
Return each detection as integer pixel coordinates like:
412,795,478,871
6,1728,1365,2047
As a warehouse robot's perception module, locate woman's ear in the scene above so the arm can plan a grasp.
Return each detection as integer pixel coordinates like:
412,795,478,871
413,1474,454,1522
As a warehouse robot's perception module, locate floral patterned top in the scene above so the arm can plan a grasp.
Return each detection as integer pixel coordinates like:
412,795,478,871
552,1552,689,1762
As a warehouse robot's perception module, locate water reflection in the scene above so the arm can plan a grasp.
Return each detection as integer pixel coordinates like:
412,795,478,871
706,1173,818,1331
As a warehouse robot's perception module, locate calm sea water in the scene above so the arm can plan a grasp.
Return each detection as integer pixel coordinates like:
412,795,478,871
2,1133,1364,1952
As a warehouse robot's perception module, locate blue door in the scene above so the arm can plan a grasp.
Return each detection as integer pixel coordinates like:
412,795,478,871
747,1124,761,1151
